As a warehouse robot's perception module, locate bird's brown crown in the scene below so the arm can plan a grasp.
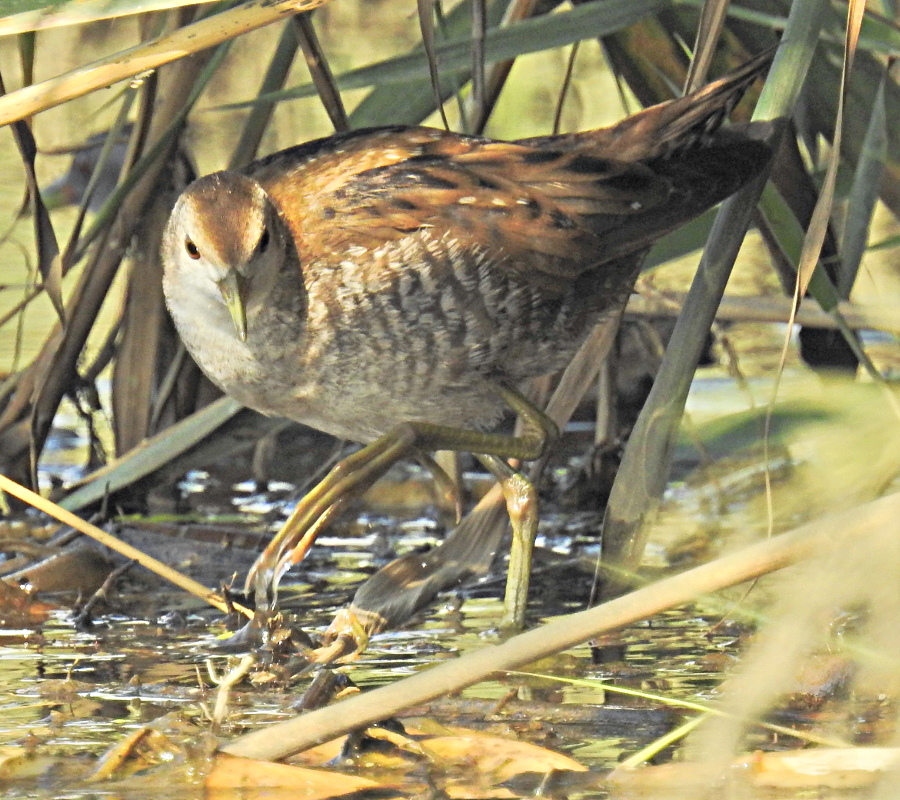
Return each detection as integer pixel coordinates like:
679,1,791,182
172,172,275,275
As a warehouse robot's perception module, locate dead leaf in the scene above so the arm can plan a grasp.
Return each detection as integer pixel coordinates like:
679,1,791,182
87,727,183,782
738,747,900,789
286,736,345,767
0,746,28,774
419,734,587,798
0,577,54,624
609,747,900,794
207,753,395,799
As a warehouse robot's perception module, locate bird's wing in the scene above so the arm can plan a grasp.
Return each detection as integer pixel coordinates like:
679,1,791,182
253,104,768,294
252,126,678,289
250,53,771,292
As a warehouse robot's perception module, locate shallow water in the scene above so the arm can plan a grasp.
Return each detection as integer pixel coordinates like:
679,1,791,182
0,577,752,798
4,381,894,798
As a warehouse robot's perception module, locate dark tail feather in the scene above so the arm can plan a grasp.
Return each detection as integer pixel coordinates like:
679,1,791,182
583,51,774,162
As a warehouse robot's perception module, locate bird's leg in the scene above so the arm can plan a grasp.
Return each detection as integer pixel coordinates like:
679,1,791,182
245,383,558,619
479,384,558,630
491,383,559,462
246,427,419,601
415,451,463,524
477,454,538,631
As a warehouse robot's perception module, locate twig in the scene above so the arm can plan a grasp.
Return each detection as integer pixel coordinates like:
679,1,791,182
0,473,252,618
626,291,899,333
72,558,135,628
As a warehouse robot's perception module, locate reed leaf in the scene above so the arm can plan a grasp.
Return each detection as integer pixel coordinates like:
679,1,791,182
0,0,330,124
600,0,831,595
216,0,668,113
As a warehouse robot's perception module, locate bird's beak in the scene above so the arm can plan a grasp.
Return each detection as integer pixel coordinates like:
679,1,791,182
217,271,249,342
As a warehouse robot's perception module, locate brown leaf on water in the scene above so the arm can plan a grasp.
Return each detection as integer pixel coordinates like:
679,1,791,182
0,746,28,776
286,735,345,767
737,747,900,790
0,745,63,785
287,724,590,798
87,727,184,782
0,577,53,624
608,747,900,795
206,753,391,799
419,734,587,798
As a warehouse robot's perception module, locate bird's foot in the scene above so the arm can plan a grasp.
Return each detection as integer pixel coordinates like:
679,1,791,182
309,607,375,663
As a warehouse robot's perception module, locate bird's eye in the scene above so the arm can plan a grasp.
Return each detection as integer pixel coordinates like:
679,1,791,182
185,238,201,260
258,227,270,254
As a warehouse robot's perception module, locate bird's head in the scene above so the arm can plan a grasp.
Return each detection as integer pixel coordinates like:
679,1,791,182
162,171,287,341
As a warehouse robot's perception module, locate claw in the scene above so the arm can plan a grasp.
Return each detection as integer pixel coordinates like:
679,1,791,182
311,607,375,663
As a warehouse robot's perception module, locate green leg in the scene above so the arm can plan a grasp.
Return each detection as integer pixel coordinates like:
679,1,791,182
245,382,558,619
478,455,539,630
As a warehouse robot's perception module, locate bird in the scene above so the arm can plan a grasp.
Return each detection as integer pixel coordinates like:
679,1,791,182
162,53,773,631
